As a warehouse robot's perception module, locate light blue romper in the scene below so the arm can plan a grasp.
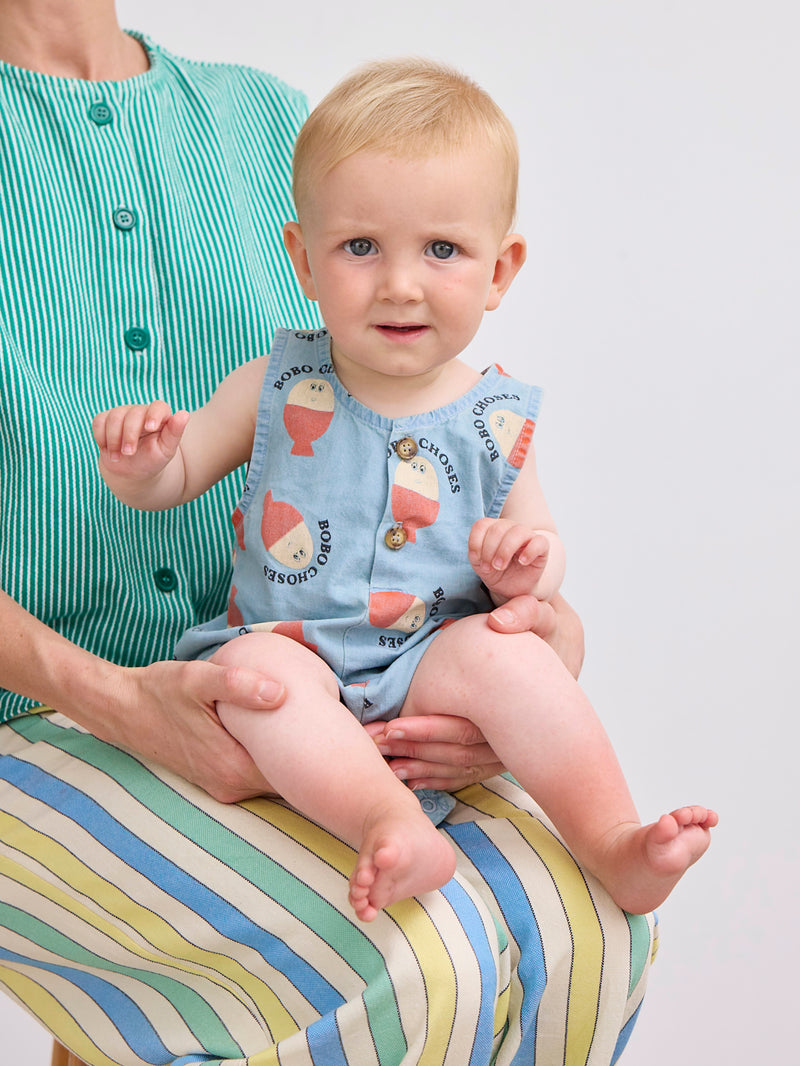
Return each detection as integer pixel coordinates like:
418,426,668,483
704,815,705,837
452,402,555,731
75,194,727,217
176,328,542,820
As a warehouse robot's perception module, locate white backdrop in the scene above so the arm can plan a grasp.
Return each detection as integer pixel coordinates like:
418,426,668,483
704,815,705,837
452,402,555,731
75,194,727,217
4,2,798,1063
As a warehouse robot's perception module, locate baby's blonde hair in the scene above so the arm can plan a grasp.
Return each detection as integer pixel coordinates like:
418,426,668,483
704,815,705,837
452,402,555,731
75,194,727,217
292,57,519,231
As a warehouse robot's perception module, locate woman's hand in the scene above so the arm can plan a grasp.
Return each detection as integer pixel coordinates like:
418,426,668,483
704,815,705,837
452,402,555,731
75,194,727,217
1,590,285,803
69,656,285,803
364,714,504,792
2,591,279,802
488,591,585,679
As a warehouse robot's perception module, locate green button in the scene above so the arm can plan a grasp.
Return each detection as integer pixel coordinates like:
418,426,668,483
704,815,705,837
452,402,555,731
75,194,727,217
154,568,178,593
124,327,150,351
113,207,137,231
89,101,113,126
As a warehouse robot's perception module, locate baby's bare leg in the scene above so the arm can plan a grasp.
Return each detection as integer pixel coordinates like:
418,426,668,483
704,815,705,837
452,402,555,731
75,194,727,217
403,617,715,913
212,633,455,920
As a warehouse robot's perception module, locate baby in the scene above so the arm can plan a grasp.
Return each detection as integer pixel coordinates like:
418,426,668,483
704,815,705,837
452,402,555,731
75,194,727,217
94,58,716,922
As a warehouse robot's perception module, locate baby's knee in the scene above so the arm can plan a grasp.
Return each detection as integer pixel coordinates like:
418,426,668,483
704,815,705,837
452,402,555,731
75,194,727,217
445,615,557,673
210,631,284,669
212,631,334,690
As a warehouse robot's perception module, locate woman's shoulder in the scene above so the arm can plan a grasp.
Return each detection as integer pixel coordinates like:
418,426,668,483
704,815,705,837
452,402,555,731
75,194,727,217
144,35,309,119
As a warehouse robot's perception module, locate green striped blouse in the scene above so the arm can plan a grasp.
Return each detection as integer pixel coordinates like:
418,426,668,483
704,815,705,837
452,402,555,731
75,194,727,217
0,33,320,720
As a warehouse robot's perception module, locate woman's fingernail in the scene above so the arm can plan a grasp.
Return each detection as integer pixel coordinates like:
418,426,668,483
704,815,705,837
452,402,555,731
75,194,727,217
386,729,405,740
393,767,408,781
258,682,283,701
491,607,514,624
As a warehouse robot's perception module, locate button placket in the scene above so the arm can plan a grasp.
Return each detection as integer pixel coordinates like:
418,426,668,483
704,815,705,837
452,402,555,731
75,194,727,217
84,89,161,391
384,435,419,549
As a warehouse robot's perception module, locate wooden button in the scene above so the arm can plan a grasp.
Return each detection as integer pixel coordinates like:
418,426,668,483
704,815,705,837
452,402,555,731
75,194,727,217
395,437,418,460
384,525,408,550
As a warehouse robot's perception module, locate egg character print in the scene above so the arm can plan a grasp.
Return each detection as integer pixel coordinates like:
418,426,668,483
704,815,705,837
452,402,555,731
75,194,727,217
489,409,535,469
283,378,335,456
231,505,246,551
369,591,427,634
227,585,244,628
261,491,313,569
391,455,440,542
249,619,318,653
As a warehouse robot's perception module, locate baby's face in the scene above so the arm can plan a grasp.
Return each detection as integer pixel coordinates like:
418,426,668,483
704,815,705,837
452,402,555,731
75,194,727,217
285,145,524,401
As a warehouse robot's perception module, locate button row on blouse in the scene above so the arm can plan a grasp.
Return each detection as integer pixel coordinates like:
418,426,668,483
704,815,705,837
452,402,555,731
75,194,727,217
113,209,145,347
88,105,151,355
88,100,173,590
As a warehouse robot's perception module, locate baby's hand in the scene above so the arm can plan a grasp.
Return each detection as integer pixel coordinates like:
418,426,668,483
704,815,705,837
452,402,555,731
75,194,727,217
468,518,551,602
92,401,190,482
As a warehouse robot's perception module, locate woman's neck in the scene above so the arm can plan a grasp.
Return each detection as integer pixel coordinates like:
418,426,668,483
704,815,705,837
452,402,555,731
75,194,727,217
0,0,148,79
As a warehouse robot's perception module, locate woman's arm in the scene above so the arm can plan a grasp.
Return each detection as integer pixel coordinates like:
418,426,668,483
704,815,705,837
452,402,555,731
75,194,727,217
0,589,285,802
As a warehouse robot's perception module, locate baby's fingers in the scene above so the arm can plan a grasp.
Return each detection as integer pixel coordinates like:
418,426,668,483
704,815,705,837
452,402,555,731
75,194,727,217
490,526,543,570
471,520,540,572
467,518,499,569
91,409,112,450
158,409,191,457
93,402,173,460
130,401,178,455
516,531,551,569
93,405,145,459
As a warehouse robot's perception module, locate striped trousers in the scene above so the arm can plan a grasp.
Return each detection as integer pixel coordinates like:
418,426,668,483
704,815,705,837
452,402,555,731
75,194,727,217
1,712,655,1065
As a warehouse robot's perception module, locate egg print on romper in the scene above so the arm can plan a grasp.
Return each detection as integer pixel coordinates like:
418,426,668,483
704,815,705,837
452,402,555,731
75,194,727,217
391,454,439,541
261,491,313,569
282,378,335,456
227,585,244,627
231,505,246,551
489,409,536,469
249,619,318,653
368,591,427,634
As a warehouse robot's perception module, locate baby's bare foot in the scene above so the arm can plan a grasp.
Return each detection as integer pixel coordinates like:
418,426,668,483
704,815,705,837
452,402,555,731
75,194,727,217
348,807,456,922
604,805,718,914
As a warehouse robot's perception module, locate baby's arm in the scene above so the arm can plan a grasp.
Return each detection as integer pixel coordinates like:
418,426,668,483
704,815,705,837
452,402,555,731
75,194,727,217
469,444,566,605
93,357,267,510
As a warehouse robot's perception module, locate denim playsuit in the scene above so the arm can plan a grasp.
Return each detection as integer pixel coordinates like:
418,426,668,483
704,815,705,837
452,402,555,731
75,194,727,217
176,329,542,817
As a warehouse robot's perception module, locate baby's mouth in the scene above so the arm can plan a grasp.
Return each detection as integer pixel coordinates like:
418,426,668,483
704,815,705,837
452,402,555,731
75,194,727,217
375,323,429,336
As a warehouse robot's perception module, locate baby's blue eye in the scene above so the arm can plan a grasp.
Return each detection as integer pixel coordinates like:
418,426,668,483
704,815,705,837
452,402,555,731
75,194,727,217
427,240,457,260
346,238,375,256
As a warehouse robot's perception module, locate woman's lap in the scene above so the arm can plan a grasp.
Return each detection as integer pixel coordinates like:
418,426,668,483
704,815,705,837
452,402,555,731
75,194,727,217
0,712,654,1066
444,777,655,1065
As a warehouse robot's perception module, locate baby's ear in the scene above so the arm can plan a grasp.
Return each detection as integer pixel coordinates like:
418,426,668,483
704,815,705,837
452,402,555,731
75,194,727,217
283,221,318,301
486,233,526,311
